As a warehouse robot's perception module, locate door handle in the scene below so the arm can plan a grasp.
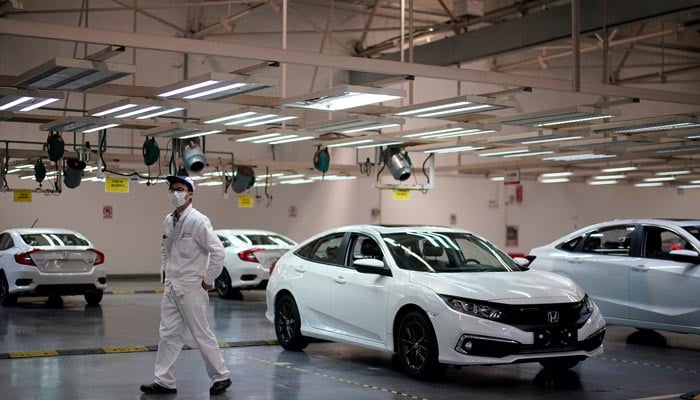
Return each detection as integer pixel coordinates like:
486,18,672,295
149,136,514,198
293,266,306,273
631,265,649,272
333,276,346,285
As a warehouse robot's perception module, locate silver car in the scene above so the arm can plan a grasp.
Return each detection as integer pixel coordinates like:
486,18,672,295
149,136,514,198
528,219,700,334
0,228,107,307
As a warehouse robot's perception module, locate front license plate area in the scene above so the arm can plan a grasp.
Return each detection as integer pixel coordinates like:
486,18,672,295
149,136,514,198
534,326,577,349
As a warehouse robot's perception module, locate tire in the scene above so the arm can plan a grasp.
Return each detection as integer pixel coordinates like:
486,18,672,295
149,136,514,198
274,294,309,351
539,356,582,370
84,289,104,306
215,269,242,300
0,273,18,307
396,311,446,380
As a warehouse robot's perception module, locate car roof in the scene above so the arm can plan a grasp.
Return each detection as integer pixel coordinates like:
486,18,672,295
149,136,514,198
329,224,472,235
4,228,85,235
590,219,700,228
215,229,287,236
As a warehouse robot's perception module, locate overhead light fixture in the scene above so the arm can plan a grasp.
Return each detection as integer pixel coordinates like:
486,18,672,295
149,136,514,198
478,148,529,157
89,98,185,119
281,85,404,111
490,176,505,181
542,153,616,161
16,57,135,91
593,174,626,180
323,135,405,149
0,88,64,112
398,123,500,140
503,150,554,158
391,95,515,118
601,166,638,173
644,176,676,182
498,106,619,127
232,129,316,145
540,172,574,178
142,123,223,139
40,117,121,133
539,178,570,183
384,147,412,181
201,106,299,127
303,114,404,134
593,116,700,134
279,178,314,185
677,184,700,190
635,182,664,187
422,145,486,154
520,135,583,144
655,170,691,176
157,72,276,100
588,180,618,185
180,137,206,172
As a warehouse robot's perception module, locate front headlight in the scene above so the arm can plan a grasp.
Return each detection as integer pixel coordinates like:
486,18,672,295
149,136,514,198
439,295,504,321
582,294,594,315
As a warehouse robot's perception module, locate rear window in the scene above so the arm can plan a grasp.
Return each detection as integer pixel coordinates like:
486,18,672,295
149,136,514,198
235,234,295,246
21,233,89,247
682,226,700,241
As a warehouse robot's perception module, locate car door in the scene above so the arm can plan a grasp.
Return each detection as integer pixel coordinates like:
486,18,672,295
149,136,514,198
629,224,700,329
330,233,390,345
563,224,636,320
291,233,346,332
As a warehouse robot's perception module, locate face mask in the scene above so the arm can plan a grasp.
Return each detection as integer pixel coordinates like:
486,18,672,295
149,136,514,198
169,191,187,208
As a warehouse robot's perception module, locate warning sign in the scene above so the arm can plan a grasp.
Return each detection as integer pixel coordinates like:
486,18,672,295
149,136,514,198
103,205,113,219
13,190,32,203
392,189,410,201
238,195,254,208
105,177,129,193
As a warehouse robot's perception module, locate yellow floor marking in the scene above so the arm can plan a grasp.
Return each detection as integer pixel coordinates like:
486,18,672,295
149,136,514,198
9,350,59,358
102,346,149,353
109,290,136,295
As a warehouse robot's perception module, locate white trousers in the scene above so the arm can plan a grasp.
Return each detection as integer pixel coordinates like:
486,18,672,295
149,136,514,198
154,286,230,389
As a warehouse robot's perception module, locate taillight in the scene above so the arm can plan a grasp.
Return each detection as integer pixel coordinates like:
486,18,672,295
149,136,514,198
269,258,278,275
14,249,40,266
238,247,262,263
90,249,105,266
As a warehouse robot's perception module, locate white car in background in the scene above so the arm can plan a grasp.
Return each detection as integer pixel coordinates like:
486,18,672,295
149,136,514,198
214,229,296,299
527,219,700,334
0,228,107,307
266,225,605,379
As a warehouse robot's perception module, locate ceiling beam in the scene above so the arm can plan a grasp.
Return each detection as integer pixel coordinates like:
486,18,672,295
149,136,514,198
1,18,699,105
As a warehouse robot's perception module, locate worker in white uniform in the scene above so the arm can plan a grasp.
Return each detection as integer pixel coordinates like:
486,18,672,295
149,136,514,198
140,175,232,396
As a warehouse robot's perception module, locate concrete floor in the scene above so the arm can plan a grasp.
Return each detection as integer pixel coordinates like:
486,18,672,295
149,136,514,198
0,280,698,400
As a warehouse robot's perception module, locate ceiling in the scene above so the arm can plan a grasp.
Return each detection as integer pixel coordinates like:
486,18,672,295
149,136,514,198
0,0,699,191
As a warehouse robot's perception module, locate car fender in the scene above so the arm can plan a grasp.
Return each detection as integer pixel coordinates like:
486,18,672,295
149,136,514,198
386,282,445,352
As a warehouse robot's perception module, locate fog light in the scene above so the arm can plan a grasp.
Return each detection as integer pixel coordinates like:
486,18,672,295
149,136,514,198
463,341,472,352
98,277,107,284
15,279,33,286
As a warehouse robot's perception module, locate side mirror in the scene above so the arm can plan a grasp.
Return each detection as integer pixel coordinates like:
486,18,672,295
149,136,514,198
669,249,700,264
353,258,392,277
513,257,530,270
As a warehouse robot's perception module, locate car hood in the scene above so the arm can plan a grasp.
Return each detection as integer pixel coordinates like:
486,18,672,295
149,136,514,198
409,270,584,304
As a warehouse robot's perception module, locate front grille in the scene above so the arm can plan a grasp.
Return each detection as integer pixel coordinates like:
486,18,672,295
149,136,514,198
498,300,590,331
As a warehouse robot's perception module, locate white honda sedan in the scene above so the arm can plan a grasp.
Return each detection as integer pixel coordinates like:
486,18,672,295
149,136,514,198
0,228,107,307
528,219,700,335
266,225,605,379
214,229,296,299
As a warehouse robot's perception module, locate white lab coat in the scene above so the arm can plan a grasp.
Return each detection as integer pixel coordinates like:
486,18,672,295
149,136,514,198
153,204,229,389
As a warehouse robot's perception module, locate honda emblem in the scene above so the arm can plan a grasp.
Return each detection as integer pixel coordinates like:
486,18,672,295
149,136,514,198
547,311,560,323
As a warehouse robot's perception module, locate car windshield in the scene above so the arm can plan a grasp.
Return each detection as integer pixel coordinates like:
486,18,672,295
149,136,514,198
235,234,295,246
382,231,521,273
21,233,89,247
682,225,700,241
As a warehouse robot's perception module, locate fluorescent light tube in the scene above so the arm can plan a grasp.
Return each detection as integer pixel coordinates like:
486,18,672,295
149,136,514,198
83,123,120,133
19,98,61,112
601,166,637,172
635,182,663,187
179,130,222,139
136,107,184,120
92,103,138,116
540,172,574,178
0,97,33,110
183,83,246,99
158,80,220,97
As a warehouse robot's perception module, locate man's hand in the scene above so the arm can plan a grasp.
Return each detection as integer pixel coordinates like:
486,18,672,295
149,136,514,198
202,281,213,291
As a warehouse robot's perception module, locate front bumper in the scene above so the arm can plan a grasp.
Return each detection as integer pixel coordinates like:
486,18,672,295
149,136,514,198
433,305,606,365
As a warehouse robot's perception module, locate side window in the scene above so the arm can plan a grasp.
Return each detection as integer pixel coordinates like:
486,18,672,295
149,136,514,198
307,234,345,265
556,236,582,252
0,233,14,250
643,226,691,260
581,225,635,256
218,235,231,248
348,235,383,266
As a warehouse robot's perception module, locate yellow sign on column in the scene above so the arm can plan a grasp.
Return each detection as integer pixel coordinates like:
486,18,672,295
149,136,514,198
13,190,33,203
105,177,130,193
238,195,254,208
392,189,410,200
